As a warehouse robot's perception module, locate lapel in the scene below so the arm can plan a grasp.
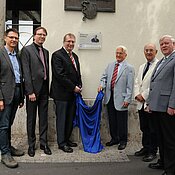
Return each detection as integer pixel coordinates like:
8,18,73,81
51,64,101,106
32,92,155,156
116,61,127,82
152,55,174,80
2,47,15,75
31,43,48,70
62,47,78,72
31,43,40,60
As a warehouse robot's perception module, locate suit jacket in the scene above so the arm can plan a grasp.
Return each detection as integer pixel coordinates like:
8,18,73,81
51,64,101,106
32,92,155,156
148,52,175,112
134,58,159,110
100,60,135,111
0,47,24,105
20,43,49,95
50,47,82,101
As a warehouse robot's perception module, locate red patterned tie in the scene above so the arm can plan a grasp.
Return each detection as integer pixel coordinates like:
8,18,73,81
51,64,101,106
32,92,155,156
111,63,119,90
69,52,77,71
39,47,47,80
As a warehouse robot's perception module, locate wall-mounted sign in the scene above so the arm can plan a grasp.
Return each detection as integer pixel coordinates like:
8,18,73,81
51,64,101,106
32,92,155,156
78,32,102,49
64,0,115,12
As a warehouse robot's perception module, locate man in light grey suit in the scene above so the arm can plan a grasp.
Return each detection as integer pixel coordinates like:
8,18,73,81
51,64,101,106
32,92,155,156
21,27,51,157
147,35,175,175
98,45,135,150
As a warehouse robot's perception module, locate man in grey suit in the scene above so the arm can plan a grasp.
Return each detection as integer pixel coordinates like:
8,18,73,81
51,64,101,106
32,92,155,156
147,35,175,175
21,27,51,157
98,45,135,150
0,28,24,168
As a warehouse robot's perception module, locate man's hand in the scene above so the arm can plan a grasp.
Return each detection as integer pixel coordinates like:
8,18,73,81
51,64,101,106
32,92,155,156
0,100,4,111
135,94,145,103
98,85,103,92
74,86,82,93
122,101,129,108
28,93,36,101
167,107,174,116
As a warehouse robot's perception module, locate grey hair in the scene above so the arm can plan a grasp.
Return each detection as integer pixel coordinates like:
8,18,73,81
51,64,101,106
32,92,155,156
116,45,128,54
159,35,175,43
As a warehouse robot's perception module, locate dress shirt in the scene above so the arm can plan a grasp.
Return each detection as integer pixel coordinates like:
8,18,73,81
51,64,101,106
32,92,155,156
5,47,20,83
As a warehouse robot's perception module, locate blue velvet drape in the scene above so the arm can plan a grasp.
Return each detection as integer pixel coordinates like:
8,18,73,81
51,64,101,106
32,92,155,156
74,91,104,153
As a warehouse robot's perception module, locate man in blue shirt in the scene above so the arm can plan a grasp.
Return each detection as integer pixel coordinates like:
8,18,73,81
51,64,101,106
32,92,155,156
0,28,24,168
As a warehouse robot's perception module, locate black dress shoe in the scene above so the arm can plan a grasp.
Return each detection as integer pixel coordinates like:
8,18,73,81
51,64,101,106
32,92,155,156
134,148,147,156
40,145,52,155
106,141,119,146
59,145,73,153
118,144,126,150
148,160,164,169
28,147,35,157
142,154,157,162
67,140,77,147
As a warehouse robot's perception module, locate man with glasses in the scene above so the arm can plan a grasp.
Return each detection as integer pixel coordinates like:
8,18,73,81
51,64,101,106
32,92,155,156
20,27,52,157
0,28,24,168
50,33,82,153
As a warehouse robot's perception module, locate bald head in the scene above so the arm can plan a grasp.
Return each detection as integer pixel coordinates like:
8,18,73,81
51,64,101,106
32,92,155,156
144,43,157,62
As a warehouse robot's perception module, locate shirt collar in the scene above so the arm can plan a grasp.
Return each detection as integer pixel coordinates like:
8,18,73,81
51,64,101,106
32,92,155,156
5,46,16,56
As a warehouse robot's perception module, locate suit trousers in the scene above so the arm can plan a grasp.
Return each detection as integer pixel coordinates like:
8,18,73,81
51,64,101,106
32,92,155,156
154,112,175,174
107,93,128,145
54,98,76,147
138,106,158,154
0,86,21,155
26,80,49,147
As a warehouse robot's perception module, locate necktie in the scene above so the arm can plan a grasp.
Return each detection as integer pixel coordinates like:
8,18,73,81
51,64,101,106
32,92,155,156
142,62,150,80
39,47,47,80
69,52,77,71
154,57,167,76
111,63,119,90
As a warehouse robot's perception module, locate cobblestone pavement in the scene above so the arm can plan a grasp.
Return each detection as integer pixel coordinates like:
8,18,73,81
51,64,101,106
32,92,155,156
1,138,142,163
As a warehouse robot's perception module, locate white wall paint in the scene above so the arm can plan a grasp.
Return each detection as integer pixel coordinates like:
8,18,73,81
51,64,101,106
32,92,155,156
42,0,175,99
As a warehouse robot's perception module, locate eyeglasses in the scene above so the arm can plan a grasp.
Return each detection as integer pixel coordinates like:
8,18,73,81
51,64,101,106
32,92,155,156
7,36,19,40
65,40,75,44
36,33,47,37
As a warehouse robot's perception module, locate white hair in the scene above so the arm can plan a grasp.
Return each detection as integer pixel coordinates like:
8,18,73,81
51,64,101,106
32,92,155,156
116,45,128,54
159,35,175,43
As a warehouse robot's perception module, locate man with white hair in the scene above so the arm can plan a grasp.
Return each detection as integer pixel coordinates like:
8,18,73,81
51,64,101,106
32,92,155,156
98,46,135,150
147,35,175,175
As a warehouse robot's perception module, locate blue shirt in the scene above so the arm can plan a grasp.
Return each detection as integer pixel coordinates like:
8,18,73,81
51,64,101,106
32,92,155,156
5,47,20,83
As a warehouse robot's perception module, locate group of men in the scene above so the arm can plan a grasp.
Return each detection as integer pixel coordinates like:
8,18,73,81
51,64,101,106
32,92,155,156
98,36,175,175
0,27,82,168
0,27,175,175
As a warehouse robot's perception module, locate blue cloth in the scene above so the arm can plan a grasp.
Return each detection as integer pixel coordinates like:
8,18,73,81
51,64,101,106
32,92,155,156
75,91,104,153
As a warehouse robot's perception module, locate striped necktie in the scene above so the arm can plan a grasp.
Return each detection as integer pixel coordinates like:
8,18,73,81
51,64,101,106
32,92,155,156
111,63,119,90
69,52,77,71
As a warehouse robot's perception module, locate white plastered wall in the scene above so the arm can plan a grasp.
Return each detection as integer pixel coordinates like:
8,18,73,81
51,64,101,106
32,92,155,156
42,0,175,99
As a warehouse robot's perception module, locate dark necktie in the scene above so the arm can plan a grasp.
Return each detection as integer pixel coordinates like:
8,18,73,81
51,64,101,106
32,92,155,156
39,47,47,80
142,62,150,80
111,63,119,90
69,52,77,71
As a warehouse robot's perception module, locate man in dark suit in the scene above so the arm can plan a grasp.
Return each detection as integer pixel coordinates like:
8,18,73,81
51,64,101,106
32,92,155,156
0,28,24,168
20,27,52,157
147,35,175,175
50,33,82,153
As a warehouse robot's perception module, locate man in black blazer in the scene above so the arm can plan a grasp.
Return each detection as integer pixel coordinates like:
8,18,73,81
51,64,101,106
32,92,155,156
0,28,24,168
20,27,51,157
50,33,82,153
